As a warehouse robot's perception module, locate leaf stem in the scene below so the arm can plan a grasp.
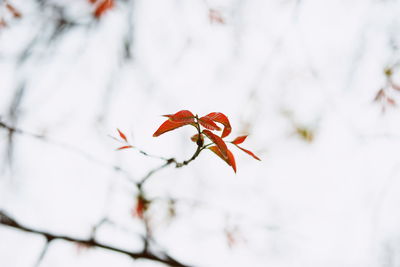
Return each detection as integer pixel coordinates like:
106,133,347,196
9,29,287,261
175,116,203,168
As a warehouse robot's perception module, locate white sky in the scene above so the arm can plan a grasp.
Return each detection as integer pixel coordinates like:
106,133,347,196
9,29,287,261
2,0,400,266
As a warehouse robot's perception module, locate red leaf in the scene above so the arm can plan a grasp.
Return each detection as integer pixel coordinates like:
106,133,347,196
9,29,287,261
132,195,148,219
0,19,7,29
191,133,202,142
5,3,21,18
163,110,195,123
227,149,236,173
209,9,225,24
117,128,128,142
153,120,192,137
209,146,224,160
199,116,221,131
232,135,247,145
116,145,133,150
93,0,114,18
203,130,228,159
387,97,396,106
235,145,261,161
88,0,98,3
202,112,232,138
191,133,204,146
135,200,145,219
209,146,236,173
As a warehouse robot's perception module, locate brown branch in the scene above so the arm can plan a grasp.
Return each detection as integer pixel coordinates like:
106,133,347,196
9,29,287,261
137,159,176,188
175,144,202,168
172,117,204,168
0,211,192,267
137,128,204,187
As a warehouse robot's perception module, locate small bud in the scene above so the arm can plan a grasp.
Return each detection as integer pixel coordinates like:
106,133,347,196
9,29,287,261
196,138,204,147
384,67,393,77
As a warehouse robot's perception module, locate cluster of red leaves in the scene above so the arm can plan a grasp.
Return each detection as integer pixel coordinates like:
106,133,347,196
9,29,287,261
88,0,115,19
0,1,22,29
153,110,260,173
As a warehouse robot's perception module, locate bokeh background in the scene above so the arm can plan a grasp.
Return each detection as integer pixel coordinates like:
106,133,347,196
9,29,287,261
2,0,400,266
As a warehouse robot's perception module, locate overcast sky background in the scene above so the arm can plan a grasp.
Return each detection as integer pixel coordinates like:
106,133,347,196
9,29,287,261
2,0,400,266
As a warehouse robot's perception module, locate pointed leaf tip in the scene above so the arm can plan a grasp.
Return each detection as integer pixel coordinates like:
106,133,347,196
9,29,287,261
93,0,115,18
236,145,261,161
117,145,133,150
209,146,236,173
232,135,248,145
227,149,237,173
117,128,128,142
162,110,195,123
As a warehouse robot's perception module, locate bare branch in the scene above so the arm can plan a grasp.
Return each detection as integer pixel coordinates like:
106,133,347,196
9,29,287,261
0,211,192,267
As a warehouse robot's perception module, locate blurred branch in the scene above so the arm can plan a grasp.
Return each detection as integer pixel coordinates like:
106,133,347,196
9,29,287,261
4,83,25,169
0,119,202,188
0,120,205,266
137,159,175,188
0,211,191,267
33,241,50,267
0,119,135,182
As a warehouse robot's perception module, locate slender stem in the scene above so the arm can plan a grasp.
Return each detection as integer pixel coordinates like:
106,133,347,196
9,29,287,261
139,118,205,186
137,159,176,188
33,241,50,267
176,144,202,168
175,117,204,168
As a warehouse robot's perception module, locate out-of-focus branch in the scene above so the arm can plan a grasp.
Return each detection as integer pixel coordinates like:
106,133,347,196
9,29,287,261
0,119,202,188
33,241,50,267
4,83,25,170
0,120,202,266
0,119,135,182
0,211,191,267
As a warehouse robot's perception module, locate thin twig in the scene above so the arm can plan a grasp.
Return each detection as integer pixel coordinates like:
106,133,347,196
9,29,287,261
137,159,176,188
33,241,50,267
137,117,205,187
